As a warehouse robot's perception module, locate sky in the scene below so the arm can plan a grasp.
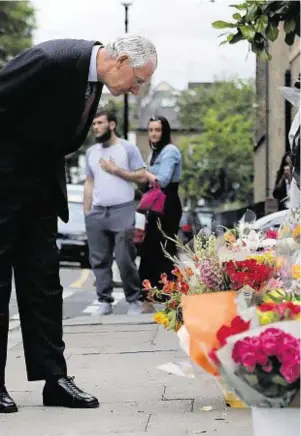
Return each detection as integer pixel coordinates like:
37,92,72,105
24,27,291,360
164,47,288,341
31,0,255,90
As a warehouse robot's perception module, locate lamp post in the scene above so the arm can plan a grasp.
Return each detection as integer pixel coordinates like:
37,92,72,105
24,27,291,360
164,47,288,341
121,1,132,139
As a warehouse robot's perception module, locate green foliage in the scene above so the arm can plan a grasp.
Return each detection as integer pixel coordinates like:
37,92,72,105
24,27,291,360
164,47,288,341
179,80,255,205
0,1,35,69
212,1,300,60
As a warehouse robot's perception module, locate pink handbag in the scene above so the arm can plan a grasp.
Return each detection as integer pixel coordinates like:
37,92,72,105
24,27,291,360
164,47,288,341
137,182,166,215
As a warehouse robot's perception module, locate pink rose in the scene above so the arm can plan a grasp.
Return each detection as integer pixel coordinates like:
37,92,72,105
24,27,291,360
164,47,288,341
280,362,300,384
260,334,278,356
241,352,258,371
232,340,248,364
260,328,284,341
279,345,300,366
262,362,273,373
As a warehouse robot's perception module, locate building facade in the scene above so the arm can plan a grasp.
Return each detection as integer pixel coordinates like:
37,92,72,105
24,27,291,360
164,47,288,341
254,27,300,212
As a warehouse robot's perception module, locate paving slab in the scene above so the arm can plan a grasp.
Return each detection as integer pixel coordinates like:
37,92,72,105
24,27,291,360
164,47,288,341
3,318,252,436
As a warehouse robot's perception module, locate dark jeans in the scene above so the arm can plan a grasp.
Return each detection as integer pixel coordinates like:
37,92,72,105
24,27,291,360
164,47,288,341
0,199,67,383
85,203,141,304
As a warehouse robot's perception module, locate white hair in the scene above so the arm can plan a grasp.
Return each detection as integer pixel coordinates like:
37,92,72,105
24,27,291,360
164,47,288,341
106,34,157,69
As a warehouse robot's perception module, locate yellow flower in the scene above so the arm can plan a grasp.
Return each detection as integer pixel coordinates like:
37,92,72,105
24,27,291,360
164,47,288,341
249,251,276,267
257,310,278,326
292,264,301,280
153,312,169,328
263,289,285,303
293,224,301,240
276,256,286,269
278,225,291,239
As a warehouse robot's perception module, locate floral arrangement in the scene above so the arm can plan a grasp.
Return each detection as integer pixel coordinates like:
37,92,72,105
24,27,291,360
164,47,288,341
257,302,300,325
153,207,300,408
215,321,301,408
232,328,300,396
224,259,274,292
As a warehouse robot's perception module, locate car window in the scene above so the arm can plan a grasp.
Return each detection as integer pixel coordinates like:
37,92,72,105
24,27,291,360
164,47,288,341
197,213,212,228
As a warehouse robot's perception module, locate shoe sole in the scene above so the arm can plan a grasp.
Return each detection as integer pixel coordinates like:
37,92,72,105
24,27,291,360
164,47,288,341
43,399,99,409
0,405,18,413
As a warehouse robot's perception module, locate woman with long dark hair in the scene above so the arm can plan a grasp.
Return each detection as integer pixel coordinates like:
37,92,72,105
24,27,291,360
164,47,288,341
139,116,182,291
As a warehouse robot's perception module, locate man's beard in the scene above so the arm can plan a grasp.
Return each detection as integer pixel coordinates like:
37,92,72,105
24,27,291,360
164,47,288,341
96,128,112,144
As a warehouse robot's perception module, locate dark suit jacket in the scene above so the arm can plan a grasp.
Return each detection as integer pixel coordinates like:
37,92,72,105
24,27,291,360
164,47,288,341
0,39,104,222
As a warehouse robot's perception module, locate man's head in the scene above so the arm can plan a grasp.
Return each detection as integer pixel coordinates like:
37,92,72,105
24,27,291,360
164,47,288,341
97,34,157,96
92,111,118,143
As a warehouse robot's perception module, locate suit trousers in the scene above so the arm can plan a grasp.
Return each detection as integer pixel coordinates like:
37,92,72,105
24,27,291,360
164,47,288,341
0,193,67,383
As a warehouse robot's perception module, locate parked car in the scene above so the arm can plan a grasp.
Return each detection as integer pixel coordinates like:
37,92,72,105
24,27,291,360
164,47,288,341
253,210,287,231
179,207,215,243
57,200,90,268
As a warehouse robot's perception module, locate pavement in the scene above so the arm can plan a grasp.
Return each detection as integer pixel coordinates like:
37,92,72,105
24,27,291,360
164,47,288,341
3,309,253,435
9,262,139,328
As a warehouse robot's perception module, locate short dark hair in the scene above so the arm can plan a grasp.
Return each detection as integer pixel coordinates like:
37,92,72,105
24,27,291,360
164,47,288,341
94,110,118,126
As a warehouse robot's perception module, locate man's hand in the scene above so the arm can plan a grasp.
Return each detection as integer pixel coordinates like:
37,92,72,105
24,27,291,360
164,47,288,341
99,158,119,175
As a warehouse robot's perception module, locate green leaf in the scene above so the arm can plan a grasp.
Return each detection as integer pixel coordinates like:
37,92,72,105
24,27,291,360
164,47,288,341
167,311,177,331
240,25,256,40
233,13,242,20
272,375,289,387
229,31,244,44
254,15,269,33
212,20,235,29
285,31,296,46
284,19,296,34
266,25,279,42
244,374,259,386
229,3,247,11
245,3,260,21
259,49,272,61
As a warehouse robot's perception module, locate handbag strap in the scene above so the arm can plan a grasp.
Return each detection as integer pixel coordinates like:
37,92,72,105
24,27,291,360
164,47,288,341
151,179,161,190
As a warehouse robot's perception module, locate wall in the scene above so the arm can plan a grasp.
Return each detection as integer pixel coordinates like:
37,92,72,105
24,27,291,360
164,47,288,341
254,26,300,208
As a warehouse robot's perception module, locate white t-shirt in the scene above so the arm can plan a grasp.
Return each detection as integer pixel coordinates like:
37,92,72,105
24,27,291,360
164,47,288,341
85,139,144,207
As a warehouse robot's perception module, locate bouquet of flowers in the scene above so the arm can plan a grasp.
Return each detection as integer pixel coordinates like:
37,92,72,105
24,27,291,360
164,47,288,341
143,267,191,331
216,321,300,407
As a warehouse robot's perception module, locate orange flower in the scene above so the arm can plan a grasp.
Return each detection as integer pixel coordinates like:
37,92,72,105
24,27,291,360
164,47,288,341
172,267,184,281
142,279,152,290
185,267,194,277
292,264,301,280
224,232,236,244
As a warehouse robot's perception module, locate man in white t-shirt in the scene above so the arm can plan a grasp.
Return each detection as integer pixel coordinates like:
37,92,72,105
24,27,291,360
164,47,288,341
84,111,147,315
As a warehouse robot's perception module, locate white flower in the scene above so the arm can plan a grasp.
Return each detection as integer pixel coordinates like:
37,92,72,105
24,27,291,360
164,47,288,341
260,239,278,248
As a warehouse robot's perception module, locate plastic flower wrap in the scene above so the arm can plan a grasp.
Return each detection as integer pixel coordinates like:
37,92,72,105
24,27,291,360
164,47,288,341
216,321,300,407
220,211,279,260
274,207,301,301
179,292,258,377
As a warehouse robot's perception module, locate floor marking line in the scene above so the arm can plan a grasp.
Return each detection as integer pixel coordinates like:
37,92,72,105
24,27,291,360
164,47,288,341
70,269,90,288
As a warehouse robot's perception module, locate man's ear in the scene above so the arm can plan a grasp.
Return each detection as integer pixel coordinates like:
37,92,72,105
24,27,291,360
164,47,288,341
109,120,117,131
116,54,129,69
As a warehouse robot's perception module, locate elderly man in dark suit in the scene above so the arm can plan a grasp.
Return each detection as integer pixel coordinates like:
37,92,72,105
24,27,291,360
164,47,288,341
0,35,157,413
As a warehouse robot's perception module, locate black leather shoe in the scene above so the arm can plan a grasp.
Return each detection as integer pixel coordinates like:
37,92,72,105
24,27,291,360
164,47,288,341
0,386,18,413
43,376,99,408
